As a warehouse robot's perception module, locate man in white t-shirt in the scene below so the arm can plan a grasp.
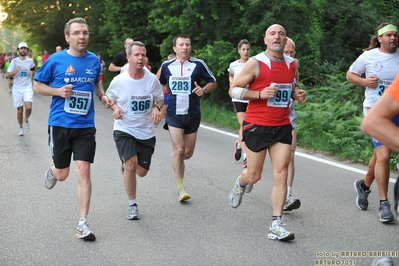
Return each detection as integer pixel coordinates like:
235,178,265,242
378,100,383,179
106,41,164,220
7,42,35,136
347,22,399,223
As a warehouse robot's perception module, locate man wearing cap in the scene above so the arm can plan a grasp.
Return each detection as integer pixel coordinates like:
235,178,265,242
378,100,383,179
347,22,399,223
7,42,35,136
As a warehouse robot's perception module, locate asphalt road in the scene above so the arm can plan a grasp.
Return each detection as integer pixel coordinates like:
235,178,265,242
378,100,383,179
0,76,398,266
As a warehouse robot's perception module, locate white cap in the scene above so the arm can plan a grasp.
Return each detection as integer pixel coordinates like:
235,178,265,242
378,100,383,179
18,42,28,49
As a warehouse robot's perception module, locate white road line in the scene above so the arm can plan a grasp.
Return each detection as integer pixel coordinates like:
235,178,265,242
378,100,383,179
200,124,397,183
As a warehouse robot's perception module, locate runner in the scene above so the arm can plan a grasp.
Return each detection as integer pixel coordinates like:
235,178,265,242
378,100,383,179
228,24,306,241
228,39,250,168
361,72,399,266
7,42,35,136
346,22,399,223
109,38,134,74
158,34,217,202
106,41,163,220
283,37,301,211
33,17,114,240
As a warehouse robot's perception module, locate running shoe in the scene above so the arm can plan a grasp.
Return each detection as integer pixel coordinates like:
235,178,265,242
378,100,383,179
242,157,247,168
76,219,96,241
353,179,371,210
24,121,30,132
18,128,24,136
44,164,57,189
163,122,169,130
127,204,140,220
372,256,394,266
245,183,253,193
379,201,395,223
233,141,242,161
229,176,245,208
268,218,295,241
283,196,301,211
178,186,190,202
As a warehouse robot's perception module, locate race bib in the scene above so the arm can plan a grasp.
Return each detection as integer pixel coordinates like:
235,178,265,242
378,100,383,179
64,90,92,115
168,76,191,95
376,82,390,98
18,69,29,79
267,83,292,107
129,95,153,114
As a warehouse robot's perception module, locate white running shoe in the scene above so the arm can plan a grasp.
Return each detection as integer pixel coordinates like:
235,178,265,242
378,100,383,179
127,204,141,220
229,176,245,208
245,183,253,193
76,219,96,241
268,218,295,241
283,196,301,211
178,186,190,202
18,128,24,136
44,165,57,189
24,121,30,132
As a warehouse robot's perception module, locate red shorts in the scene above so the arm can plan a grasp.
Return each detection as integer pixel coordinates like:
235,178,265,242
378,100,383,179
99,74,104,81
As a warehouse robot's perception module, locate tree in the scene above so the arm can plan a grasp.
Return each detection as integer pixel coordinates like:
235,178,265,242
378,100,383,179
0,0,107,55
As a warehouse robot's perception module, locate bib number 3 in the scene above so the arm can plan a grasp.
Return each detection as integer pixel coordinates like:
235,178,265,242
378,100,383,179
64,90,92,115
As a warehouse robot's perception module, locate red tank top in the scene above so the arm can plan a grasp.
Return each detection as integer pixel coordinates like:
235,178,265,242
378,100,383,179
245,52,296,126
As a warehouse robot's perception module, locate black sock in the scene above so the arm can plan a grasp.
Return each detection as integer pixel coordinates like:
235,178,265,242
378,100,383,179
360,181,370,191
272,216,282,221
380,199,388,205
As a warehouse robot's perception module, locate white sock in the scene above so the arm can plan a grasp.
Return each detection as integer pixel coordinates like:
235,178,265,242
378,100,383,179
237,141,241,149
79,217,87,225
129,199,137,206
287,187,292,197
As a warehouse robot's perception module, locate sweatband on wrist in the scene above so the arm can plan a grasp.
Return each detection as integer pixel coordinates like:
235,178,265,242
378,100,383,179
231,87,247,100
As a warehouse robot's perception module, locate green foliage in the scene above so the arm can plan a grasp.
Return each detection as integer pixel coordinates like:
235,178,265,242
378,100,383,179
3,0,399,168
200,100,240,131
0,0,108,56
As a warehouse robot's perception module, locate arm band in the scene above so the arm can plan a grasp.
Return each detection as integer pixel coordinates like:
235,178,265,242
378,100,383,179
231,87,247,100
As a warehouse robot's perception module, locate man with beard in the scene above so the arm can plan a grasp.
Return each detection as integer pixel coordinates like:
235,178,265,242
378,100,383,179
7,42,35,136
347,22,399,223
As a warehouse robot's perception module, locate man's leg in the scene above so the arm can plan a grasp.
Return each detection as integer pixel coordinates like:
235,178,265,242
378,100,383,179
168,126,197,201
23,101,32,132
269,143,291,215
17,106,23,128
124,156,141,220
267,142,295,241
374,145,394,222
76,160,92,218
75,160,96,240
364,152,376,187
284,129,301,211
229,146,266,208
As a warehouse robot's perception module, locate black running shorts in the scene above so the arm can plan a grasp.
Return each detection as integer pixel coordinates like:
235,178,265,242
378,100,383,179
242,122,292,152
113,130,156,170
48,126,96,169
